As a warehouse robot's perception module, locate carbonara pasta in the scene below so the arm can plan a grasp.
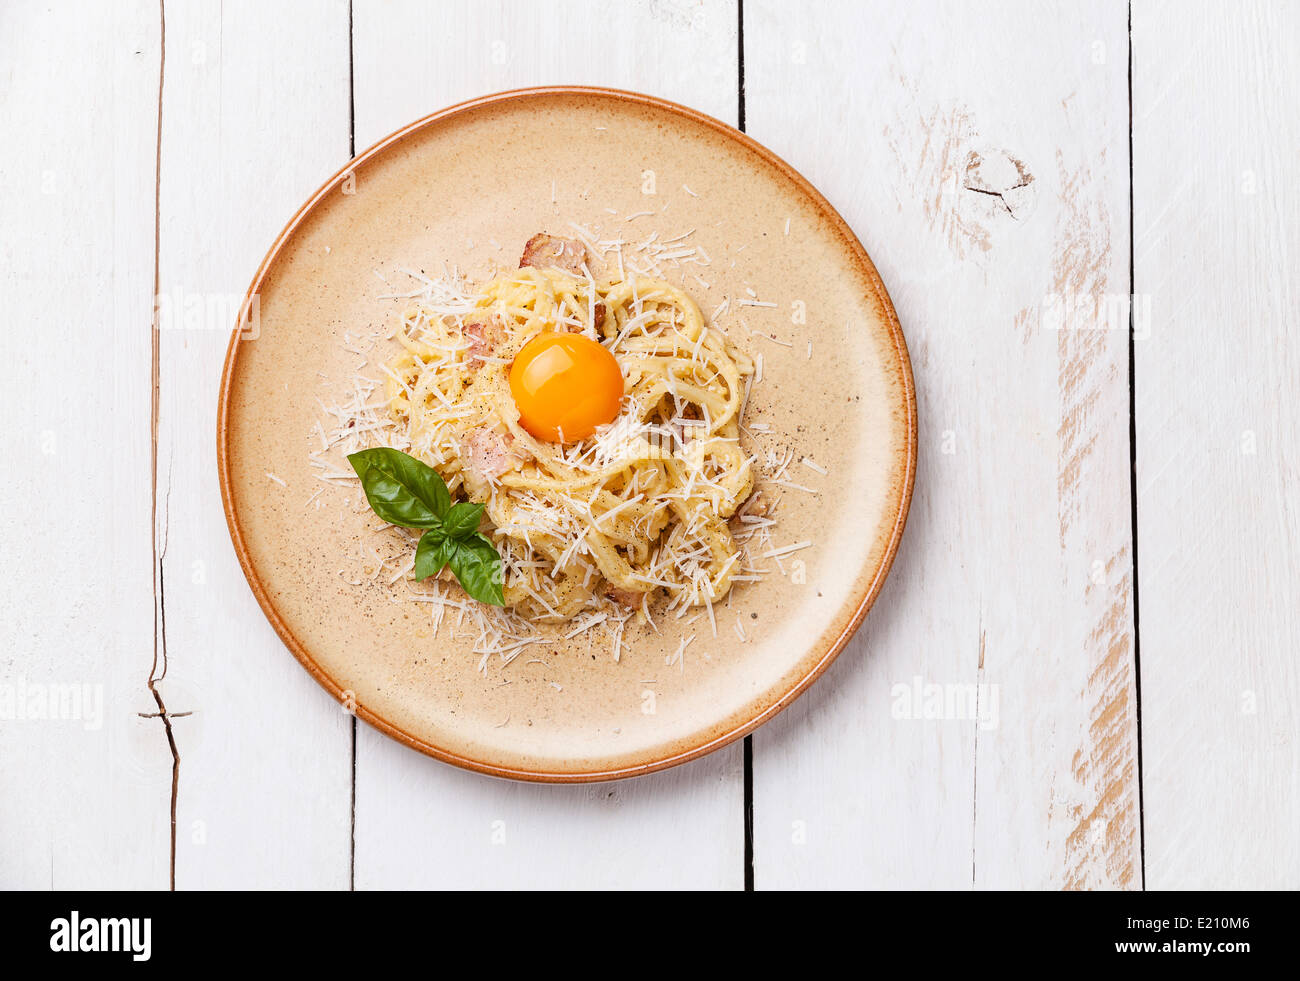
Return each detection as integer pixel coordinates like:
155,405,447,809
383,253,756,621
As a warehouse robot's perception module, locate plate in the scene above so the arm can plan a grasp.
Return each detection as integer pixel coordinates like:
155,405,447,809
218,87,916,781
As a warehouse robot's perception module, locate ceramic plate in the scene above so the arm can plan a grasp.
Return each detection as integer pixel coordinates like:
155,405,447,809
218,87,916,781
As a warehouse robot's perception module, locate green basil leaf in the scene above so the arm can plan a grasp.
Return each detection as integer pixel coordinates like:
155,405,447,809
421,522,448,548
447,533,505,606
442,501,485,540
413,529,456,581
347,447,450,528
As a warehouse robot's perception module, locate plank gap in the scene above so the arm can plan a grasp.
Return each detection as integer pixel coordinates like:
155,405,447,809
348,0,358,893
738,0,754,895
1125,0,1147,892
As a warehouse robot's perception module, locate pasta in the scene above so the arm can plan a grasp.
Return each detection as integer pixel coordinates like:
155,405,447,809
383,261,756,620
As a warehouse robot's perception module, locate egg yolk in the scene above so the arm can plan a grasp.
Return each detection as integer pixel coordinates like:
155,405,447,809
509,332,624,442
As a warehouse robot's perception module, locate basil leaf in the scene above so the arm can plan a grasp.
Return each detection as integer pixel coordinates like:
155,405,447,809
347,447,450,528
413,529,456,581
448,533,505,606
442,501,485,540
349,449,504,606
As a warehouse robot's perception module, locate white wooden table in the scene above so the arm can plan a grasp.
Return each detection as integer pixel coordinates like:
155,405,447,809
2,0,1296,890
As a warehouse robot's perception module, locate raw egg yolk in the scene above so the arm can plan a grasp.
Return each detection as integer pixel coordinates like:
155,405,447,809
509,332,624,442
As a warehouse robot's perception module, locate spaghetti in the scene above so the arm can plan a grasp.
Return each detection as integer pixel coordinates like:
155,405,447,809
384,255,756,620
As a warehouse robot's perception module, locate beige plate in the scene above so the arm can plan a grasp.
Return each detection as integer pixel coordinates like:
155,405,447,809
218,87,916,782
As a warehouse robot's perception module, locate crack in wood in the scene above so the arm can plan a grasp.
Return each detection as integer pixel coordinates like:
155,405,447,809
148,0,177,893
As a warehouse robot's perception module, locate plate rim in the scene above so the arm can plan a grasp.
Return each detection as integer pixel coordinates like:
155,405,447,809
217,85,918,783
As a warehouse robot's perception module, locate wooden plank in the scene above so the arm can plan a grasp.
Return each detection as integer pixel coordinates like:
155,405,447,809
351,0,739,143
1134,0,1300,889
747,0,1138,888
0,0,171,888
350,0,745,889
154,0,354,888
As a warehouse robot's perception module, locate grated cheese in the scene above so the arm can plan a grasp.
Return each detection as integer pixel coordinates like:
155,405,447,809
308,231,808,677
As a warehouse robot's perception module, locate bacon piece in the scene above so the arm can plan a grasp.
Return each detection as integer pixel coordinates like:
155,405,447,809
592,301,607,335
519,233,588,276
740,488,769,517
463,315,505,363
460,427,518,484
606,586,645,609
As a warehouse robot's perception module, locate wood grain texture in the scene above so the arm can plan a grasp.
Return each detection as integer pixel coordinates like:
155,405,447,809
153,0,354,888
349,0,745,889
0,0,172,889
1134,0,1300,889
746,0,1139,888
6,0,1298,892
